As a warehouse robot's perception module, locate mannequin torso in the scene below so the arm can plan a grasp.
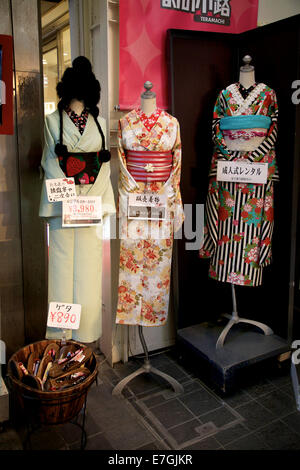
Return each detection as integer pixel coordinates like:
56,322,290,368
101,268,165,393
239,70,256,89
140,96,157,116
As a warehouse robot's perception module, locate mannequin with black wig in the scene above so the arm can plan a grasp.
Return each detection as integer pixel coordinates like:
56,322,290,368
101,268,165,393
39,56,115,344
55,55,111,164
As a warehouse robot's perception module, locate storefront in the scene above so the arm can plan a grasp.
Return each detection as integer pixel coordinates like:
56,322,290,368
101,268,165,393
0,0,300,453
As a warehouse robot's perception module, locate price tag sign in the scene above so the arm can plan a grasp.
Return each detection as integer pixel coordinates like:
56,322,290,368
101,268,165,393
128,193,167,220
46,178,76,202
62,196,102,227
47,302,81,330
217,161,268,184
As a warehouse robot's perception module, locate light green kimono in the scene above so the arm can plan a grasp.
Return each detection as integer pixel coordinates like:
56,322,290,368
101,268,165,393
39,109,116,342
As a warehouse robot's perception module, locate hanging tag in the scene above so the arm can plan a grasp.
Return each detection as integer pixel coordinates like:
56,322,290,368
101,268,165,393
217,161,268,184
46,178,76,202
62,196,102,227
128,193,167,220
47,302,81,330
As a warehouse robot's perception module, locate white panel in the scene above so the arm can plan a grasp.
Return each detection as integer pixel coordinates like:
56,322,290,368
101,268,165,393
258,0,300,26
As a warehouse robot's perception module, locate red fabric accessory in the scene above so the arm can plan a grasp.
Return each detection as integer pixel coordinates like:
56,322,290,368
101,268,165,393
126,150,172,182
136,108,162,132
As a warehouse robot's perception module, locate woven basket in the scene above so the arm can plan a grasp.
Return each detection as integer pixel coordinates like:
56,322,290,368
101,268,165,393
7,339,98,425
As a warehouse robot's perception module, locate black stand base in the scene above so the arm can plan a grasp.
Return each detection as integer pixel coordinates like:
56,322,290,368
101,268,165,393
177,321,289,394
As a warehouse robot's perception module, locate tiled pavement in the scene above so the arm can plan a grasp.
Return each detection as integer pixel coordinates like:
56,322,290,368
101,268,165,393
1,349,300,451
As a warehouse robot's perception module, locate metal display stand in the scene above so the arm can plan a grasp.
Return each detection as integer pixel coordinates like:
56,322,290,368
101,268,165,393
21,391,88,450
216,284,274,349
112,326,184,397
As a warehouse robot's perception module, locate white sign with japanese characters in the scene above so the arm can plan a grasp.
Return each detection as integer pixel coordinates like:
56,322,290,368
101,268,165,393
47,302,81,330
62,196,102,227
46,178,76,202
217,161,268,184
128,193,167,220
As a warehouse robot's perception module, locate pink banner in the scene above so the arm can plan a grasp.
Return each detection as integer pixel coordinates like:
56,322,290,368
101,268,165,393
119,0,259,110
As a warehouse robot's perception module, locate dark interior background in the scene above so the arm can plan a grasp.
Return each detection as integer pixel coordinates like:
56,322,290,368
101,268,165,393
167,15,300,342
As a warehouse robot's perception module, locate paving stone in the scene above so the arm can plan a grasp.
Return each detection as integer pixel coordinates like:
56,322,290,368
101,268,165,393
257,389,297,418
214,423,249,446
149,398,194,429
235,400,275,431
200,406,241,429
256,420,300,450
179,388,221,417
104,418,156,450
225,432,270,450
182,436,222,450
168,418,203,446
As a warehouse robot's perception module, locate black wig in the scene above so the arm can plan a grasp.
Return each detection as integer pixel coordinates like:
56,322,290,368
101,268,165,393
56,56,101,118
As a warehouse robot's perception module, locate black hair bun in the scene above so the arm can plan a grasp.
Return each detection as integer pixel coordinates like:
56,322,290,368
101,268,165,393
72,56,92,74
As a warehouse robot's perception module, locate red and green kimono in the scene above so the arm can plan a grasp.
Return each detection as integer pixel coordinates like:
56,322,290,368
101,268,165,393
199,82,279,287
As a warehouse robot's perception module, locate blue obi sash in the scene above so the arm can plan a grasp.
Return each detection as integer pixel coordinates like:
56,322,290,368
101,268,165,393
220,115,271,130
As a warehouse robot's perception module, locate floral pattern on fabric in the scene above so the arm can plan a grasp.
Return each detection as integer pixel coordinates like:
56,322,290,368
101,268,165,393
116,109,184,326
199,82,279,287
66,107,89,135
136,108,163,132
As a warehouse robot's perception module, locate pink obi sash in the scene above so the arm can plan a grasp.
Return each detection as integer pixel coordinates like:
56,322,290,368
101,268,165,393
126,150,173,182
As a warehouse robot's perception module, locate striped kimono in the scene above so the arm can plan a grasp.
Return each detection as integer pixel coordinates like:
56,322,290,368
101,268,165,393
199,82,279,287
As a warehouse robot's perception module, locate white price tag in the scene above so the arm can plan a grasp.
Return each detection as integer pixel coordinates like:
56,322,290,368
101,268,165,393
62,196,102,227
46,178,76,202
128,193,167,220
217,161,268,184
47,302,81,330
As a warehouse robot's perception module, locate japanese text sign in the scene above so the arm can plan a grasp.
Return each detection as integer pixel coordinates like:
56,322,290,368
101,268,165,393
128,193,167,220
217,161,268,184
47,302,81,330
62,196,102,227
46,177,76,202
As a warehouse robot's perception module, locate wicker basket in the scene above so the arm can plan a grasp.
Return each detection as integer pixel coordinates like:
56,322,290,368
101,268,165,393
7,339,98,425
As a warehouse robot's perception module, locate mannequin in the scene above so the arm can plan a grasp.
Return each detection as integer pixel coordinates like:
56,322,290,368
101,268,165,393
112,82,184,395
39,56,115,344
199,56,279,347
239,55,255,89
140,81,157,115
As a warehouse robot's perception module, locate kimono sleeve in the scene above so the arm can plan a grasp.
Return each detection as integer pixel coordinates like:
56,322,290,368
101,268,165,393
248,89,279,181
171,120,184,232
212,90,238,161
41,114,66,180
39,114,66,218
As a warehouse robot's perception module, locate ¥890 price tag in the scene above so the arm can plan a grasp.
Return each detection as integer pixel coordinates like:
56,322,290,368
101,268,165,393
47,302,81,330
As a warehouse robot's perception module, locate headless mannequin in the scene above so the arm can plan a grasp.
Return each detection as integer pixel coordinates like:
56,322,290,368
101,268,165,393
216,56,273,348
140,81,157,115
239,55,256,89
112,81,184,397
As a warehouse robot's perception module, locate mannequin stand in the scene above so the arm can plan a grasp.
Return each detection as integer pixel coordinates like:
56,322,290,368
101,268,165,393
216,284,273,349
112,326,184,397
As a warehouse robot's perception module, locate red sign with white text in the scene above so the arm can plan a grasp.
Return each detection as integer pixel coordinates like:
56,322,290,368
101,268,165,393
119,0,259,110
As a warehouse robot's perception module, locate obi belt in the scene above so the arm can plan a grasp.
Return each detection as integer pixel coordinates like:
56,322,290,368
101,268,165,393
220,115,271,152
126,150,173,182
59,151,101,185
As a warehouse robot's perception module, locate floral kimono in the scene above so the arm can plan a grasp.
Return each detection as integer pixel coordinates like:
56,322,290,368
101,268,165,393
116,109,184,326
39,109,115,342
199,82,279,287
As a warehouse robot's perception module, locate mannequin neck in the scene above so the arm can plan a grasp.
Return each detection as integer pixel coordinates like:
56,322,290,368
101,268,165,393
69,99,85,115
140,97,157,116
239,70,256,89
